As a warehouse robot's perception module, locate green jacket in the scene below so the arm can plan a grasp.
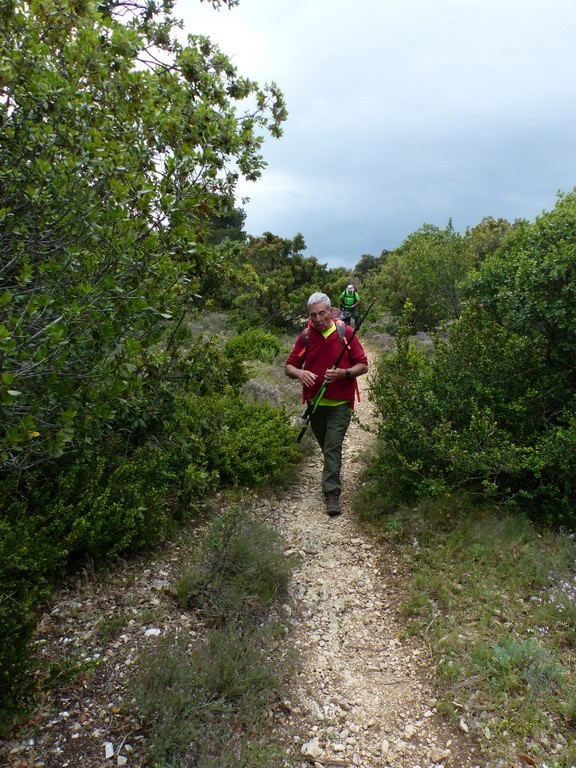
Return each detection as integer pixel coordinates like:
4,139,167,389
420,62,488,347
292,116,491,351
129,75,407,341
340,290,359,308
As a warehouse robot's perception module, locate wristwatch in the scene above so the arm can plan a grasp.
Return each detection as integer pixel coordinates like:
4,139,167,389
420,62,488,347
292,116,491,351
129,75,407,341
345,369,353,380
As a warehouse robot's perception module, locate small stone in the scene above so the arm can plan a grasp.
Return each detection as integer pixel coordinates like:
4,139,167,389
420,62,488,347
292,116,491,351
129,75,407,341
429,746,451,763
301,737,322,760
394,739,408,755
404,722,416,738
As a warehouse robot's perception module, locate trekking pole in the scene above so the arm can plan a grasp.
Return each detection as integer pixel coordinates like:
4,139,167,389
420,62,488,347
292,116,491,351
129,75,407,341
296,298,375,443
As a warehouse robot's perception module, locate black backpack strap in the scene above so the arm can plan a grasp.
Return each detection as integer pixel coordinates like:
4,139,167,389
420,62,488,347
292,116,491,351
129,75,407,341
336,320,347,346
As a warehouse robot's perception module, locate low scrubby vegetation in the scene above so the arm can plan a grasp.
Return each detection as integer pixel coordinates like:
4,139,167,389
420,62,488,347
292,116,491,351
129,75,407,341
0,331,299,731
355,491,576,766
132,507,296,768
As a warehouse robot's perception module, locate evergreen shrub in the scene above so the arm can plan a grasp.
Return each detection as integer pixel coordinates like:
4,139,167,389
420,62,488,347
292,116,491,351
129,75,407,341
224,328,281,364
170,392,299,487
0,335,299,730
369,310,576,526
0,510,65,730
369,193,576,526
0,444,174,731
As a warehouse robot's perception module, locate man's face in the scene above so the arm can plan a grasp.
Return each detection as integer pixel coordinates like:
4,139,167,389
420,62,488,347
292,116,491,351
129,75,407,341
308,301,332,332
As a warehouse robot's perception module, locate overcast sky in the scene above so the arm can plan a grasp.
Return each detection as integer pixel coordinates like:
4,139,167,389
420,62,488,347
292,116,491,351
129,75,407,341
175,0,576,269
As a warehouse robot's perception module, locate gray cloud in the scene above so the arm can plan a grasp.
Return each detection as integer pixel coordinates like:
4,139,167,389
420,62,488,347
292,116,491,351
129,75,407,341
176,0,576,267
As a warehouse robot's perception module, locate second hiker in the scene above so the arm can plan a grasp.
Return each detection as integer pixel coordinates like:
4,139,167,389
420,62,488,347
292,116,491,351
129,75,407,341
340,284,360,326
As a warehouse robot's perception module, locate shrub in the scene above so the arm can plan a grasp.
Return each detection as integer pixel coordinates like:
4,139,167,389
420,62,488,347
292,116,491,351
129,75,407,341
0,444,174,733
58,447,172,561
0,515,59,732
169,392,300,488
0,475,73,731
0,366,300,728
224,328,281,364
133,507,294,768
132,627,289,768
368,192,576,528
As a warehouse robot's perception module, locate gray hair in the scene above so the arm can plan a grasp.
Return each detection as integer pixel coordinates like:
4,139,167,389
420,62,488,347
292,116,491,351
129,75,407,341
307,292,331,310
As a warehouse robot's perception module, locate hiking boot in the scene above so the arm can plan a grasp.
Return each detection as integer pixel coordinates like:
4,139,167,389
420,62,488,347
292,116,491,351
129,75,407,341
325,492,341,516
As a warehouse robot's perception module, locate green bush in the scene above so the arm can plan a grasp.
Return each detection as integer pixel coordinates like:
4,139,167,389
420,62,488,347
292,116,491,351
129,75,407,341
170,392,300,488
369,307,576,524
57,447,172,561
224,328,281,364
366,304,446,512
181,335,248,396
0,513,60,731
0,473,74,731
0,363,300,729
0,444,174,733
368,193,576,526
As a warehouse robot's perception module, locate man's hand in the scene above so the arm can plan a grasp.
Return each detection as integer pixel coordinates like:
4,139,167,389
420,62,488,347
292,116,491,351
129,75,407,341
285,363,317,387
325,368,345,382
299,369,318,387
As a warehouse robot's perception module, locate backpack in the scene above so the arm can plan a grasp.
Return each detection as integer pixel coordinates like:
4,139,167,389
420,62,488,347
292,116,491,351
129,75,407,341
340,290,358,308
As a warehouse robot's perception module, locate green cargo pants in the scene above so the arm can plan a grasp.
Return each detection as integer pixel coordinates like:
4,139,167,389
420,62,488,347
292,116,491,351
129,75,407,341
308,402,352,496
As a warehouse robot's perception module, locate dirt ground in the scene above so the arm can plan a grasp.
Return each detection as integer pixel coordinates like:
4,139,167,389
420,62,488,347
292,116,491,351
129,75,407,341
0,351,492,768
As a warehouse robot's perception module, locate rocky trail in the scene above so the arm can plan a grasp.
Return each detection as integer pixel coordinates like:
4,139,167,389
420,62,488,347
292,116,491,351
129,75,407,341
255,360,485,768
1,352,487,768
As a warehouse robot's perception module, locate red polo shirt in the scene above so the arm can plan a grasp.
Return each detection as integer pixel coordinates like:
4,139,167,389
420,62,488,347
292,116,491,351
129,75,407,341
286,320,368,406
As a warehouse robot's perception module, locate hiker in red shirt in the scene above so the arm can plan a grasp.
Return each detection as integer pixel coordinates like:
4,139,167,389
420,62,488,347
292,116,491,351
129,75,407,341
285,292,368,516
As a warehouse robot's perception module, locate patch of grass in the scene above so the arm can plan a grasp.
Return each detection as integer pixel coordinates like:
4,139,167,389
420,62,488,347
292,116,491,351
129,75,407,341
96,614,128,642
38,649,98,698
366,493,576,766
131,506,296,768
175,506,293,625
132,626,292,768
470,637,566,728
